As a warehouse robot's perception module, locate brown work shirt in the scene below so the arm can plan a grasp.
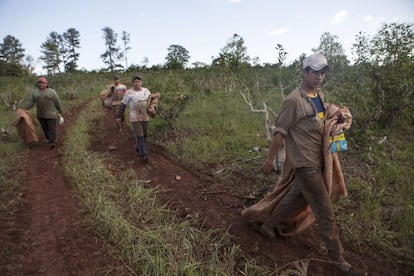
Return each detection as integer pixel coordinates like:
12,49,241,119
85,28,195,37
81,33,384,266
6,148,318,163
274,86,325,168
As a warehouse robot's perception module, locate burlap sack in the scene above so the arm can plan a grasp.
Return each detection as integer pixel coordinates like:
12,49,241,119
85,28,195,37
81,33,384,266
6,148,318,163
13,109,39,144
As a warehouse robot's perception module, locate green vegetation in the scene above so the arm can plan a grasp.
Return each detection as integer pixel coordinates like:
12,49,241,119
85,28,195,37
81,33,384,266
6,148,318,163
1,22,413,273
63,99,272,275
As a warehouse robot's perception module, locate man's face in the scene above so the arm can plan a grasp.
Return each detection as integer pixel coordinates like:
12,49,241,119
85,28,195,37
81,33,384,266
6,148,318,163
133,79,142,89
303,68,327,89
37,81,47,89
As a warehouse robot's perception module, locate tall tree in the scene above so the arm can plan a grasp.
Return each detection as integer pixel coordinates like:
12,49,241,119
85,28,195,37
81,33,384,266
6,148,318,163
121,31,131,70
165,44,190,69
275,44,288,99
40,31,64,74
100,27,123,72
141,57,149,68
22,55,36,75
214,33,250,70
369,22,414,126
275,43,287,65
352,31,371,64
312,32,349,71
0,35,25,64
371,22,414,65
62,28,81,72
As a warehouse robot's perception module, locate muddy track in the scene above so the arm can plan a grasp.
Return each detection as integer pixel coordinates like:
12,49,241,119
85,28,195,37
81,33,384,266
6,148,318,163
0,104,124,275
0,103,409,275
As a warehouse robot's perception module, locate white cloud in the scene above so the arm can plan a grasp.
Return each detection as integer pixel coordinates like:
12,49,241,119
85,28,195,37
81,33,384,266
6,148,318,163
364,14,373,22
228,0,241,3
363,14,383,27
266,28,288,37
332,10,348,24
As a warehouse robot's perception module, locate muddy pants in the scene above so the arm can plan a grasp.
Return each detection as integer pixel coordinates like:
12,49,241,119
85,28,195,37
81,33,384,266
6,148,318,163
131,121,148,158
264,166,344,260
38,118,57,144
112,105,125,122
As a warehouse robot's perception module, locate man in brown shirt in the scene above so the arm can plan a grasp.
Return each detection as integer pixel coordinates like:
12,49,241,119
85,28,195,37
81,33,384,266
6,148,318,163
259,53,366,276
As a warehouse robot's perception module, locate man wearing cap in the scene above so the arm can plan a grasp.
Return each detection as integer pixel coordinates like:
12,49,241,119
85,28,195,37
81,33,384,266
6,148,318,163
256,53,366,275
25,77,64,148
108,75,127,128
115,75,160,161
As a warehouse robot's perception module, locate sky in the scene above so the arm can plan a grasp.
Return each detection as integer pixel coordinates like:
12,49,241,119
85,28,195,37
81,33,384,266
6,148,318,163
0,0,413,74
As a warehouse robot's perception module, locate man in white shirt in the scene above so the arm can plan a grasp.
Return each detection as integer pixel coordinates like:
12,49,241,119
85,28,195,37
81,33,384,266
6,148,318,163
115,76,152,161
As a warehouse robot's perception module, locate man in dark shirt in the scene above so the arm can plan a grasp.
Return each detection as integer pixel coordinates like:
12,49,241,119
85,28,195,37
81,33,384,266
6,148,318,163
25,77,63,148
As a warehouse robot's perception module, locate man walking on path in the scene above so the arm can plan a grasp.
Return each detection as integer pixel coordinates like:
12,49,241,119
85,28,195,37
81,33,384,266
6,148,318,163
243,53,367,276
115,75,160,161
25,77,64,149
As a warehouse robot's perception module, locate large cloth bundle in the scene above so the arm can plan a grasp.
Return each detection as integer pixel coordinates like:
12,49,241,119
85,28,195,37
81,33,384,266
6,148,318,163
13,109,39,144
99,85,113,109
147,93,161,117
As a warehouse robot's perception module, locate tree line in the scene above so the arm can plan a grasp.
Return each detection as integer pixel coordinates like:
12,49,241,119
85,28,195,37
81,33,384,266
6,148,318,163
0,26,255,75
1,23,412,76
1,22,413,126
0,22,412,130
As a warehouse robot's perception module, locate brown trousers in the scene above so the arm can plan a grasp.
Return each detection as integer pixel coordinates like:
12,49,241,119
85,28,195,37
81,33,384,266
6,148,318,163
264,166,344,260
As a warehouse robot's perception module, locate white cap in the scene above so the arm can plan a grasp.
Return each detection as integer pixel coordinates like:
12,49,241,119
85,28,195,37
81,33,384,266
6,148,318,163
303,53,329,71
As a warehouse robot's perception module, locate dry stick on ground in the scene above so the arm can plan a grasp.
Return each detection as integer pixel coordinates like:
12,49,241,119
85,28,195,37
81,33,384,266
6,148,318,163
1,92,24,111
1,92,24,135
200,191,242,198
228,70,285,172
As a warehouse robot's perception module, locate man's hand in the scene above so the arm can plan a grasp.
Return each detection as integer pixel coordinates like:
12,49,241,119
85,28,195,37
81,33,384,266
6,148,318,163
115,118,122,131
58,114,64,125
332,108,347,124
261,133,283,174
107,86,115,97
261,158,274,174
148,106,156,117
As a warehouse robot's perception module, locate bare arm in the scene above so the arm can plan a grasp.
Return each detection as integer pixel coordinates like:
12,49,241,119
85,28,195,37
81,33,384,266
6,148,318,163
262,132,284,174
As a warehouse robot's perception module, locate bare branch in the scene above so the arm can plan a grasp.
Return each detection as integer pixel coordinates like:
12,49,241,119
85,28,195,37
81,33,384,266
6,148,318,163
1,92,24,111
1,92,12,109
228,69,287,173
1,127,10,136
238,90,266,113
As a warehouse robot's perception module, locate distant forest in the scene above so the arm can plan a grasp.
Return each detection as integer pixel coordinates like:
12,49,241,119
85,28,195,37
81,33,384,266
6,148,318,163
0,22,412,76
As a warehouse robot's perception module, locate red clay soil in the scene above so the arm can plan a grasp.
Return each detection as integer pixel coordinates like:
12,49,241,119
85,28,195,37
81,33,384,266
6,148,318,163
0,103,411,275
